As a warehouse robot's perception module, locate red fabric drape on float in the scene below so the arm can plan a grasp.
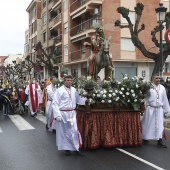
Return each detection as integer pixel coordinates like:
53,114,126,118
76,111,142,150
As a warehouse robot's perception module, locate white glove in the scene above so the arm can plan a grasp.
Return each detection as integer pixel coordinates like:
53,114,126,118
56,116,62,122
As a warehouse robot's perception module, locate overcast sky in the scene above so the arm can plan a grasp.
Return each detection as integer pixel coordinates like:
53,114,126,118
0,0,31,56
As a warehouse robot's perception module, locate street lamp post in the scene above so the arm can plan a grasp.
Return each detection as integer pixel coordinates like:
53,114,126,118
155,3,167,79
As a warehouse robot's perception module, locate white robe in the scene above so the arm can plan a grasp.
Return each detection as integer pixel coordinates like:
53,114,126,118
46,84,56,129
142,84,170,140
25,83,41,115
52,85,86,151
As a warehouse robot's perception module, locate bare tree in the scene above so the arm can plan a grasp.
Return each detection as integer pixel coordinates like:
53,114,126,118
114,2,170,79
35,42,62,76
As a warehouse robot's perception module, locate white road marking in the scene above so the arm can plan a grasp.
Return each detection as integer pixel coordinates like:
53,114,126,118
8,115,35,131
0,126,2,133
35,113,46,124
116,148,165,170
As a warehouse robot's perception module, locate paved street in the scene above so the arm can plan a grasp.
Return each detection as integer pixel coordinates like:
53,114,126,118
0,112,170,170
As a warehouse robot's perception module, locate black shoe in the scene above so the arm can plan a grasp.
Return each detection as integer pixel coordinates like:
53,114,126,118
143,139,149,144
46,124,49,130
157,139,167,148
65,150,71,156
74,151,84,157
52,129,56,133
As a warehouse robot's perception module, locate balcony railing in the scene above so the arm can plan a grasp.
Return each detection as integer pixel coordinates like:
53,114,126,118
53,13,61,25
70,0,102,13
53,34,62,44
70,49,91,61
70,18,102,37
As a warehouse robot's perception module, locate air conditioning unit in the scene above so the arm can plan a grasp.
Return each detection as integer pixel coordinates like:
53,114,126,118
94,8,99,15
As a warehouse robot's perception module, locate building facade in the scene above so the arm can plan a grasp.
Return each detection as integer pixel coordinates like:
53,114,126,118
24,0,170,81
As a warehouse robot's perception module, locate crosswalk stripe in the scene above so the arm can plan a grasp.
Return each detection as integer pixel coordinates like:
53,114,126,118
0,126,2,133
35,113,46,124
8,115,35,131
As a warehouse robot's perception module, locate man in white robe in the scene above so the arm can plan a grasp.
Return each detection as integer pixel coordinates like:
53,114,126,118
52,75,86,156
25,77,41,117
46,76,57,132
142,74,170,148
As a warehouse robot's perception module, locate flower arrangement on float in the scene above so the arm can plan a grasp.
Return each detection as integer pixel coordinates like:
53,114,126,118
74,74,153,111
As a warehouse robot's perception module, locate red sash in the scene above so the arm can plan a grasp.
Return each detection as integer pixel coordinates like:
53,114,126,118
29,83,38,112
21,90,25,101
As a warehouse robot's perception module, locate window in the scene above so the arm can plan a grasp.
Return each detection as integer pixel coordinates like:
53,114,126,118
81,0,86,5
81,19,85,31
33,6,36,16
121,11,135,24
64,0,68,11
64,22,68,34
64,45,68,55
115,67,137,81
121,38,135,51
42,13,46,25
81,44,85,53
43,0,46,7
43,32,46,42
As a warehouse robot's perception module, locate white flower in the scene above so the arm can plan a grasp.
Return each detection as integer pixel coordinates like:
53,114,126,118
112,93,116,96
127,100,130,102
93,94,96,97
119,91,123,95
103,90,107,94
97,94,100,97
122,95,125,98
136,84,139,88
108,94,112,97
109,90,113,92
108,100,112,103
123,77,128,80
118,82,121,85
134,99,137,102
101,100,105,103
126,92,130,95
115,97,119,101
83,92,87,95
127,88,130,91
103,94,106,98
121,87,124,91
100,91,104,94
131,89,134,93
115,90,118,93
132,93,135,97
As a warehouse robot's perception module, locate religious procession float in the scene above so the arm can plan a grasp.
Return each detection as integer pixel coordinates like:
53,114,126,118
54,75,152,150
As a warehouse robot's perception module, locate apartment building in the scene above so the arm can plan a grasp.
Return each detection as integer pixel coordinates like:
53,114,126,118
0,56,8,81
25,0,170,81
26,0,43,80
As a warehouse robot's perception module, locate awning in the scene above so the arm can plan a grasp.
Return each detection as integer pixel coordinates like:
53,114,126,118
71,35,86,43
53,4,61,12
72,9,87,19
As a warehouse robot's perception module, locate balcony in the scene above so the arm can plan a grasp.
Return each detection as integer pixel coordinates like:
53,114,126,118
48,0,59,10
70,18,102,42
51,0,61,12
53,34,62,46
49,19,54,29
70,0,102,17
50,13,62,30
70,49,91,62
48,38,54,47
